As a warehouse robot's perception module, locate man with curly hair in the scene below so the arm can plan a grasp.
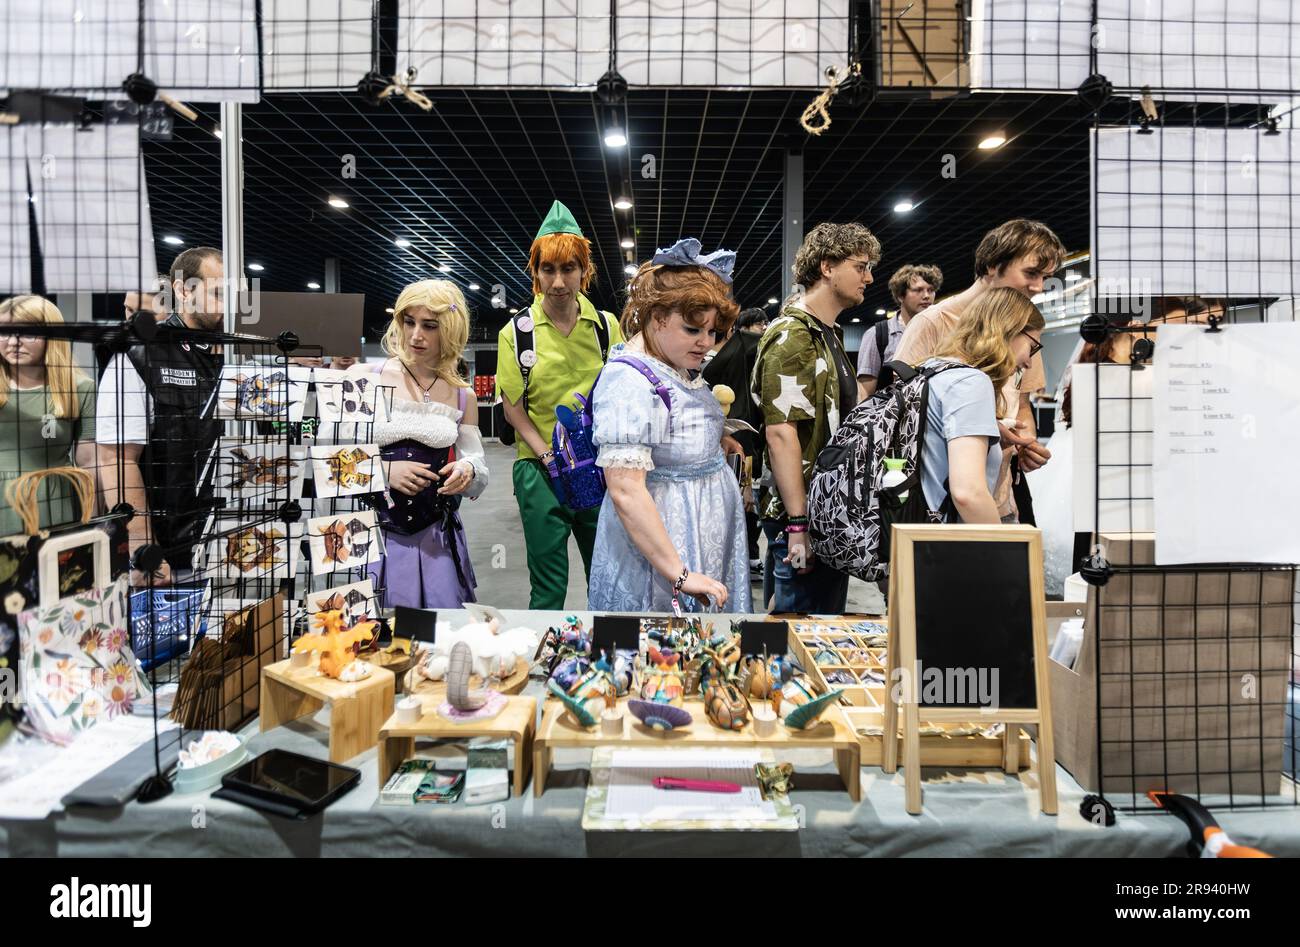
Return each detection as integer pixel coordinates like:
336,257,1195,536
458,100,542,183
856,263,942,400
752,221,880,612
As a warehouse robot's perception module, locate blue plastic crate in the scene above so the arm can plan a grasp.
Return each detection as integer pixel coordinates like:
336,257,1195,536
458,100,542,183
130,584,209,672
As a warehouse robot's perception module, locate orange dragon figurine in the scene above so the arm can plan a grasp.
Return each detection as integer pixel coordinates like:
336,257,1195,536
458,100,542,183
291,608,378,680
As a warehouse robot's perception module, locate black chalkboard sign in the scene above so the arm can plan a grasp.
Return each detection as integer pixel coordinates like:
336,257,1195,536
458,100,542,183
912,540,1037,709
394,606,437,643
739,620,788,658
592,615,641,659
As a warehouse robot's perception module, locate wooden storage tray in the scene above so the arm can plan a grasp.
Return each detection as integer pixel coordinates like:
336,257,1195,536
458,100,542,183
786,618,1030,769
534,696,861,800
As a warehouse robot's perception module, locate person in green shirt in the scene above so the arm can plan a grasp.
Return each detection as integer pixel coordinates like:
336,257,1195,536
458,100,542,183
495,201,622,609
753,222,880,613
0,295,98,537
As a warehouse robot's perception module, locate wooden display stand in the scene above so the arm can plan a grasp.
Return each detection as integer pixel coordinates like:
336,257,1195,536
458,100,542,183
260,658,396,763
841,704,1032,769
406,655,530,703
882,525,1057,816
377,695,538,799
533,697,862,800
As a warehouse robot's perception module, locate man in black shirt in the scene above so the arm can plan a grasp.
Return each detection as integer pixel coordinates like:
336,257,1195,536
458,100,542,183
97,247,225,584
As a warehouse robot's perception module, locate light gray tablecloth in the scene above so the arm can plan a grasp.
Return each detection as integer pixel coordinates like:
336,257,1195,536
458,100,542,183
4,609,1298,857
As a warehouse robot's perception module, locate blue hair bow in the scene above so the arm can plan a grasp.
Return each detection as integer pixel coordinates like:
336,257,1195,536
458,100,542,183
651,238,736,284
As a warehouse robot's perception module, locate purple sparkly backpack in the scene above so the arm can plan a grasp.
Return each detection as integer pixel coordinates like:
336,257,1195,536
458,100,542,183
546,356,672,511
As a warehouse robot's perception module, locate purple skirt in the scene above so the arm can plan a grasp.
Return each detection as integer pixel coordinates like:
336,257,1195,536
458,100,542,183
369,513,477,609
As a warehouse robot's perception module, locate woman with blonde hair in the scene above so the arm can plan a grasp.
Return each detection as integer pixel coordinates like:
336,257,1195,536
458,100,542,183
918,286,1045,524
587,239,750,613
361,279,488,608
0,295,97,535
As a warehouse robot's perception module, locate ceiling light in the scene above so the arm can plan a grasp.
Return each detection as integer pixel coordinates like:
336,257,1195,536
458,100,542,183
468,283,481,291
1065,272,1082,282
163,235,183,245
851,318,861,324
385,308,394,313
767,297,778,305
624,264,638,276
613,197,633,210
893,200,914,213
327,196,349,209
620,238,635,249
509,307,519,314
213,128,223,140
603,128,627,148
437,264,451,273
307,282,321,289
978,133,1007,150
247,263,264,272
876,309,886,315
394,237,411,247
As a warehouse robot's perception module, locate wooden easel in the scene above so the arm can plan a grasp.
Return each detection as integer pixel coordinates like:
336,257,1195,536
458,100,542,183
881,524,1057,815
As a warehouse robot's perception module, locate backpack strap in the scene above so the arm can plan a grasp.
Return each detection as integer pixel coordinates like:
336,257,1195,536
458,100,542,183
874,318,891,363
608,355,673,414
594,310,613,361
511,312,536,414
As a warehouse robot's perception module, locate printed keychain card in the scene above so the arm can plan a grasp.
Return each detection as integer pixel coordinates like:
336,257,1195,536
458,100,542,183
309,444,385,498
314,368,392,424
306,510,383,575
213,438,309,506
205,517,302,580
216,364,309,421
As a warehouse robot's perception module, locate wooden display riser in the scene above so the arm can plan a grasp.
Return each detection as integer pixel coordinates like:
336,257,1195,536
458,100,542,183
377,695,538,800
260,658,396,763
405,656,530,703
534,697,861,800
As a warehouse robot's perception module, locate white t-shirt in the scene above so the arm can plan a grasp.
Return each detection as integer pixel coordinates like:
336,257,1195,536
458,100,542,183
95,354,151,445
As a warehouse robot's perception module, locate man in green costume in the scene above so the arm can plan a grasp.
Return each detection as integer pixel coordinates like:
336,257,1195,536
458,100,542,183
495,201,622,608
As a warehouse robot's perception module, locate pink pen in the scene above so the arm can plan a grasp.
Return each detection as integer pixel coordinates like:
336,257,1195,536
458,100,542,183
653,776,742,794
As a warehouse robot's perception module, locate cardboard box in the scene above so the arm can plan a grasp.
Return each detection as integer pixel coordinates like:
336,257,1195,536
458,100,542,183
876,0,967,91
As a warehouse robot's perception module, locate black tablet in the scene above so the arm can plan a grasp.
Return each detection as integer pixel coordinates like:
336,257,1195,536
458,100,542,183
220,749,360,814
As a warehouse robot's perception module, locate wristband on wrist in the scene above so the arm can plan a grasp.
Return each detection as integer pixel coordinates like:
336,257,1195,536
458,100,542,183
785,523,808,534
786,513,808,524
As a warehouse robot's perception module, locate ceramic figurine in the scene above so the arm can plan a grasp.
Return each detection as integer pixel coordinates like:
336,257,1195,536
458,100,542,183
548,679,599,729
413,618,539,684
292,608,378,680
781,688,844,731
704,678,750,731
446,642,487,711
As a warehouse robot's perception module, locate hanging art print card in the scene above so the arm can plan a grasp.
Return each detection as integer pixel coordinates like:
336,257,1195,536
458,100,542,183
213,438,309,506
309,444,385,498
306,510,383,575
215,363,309,422
205,517,302,581
314,368,393,424
305,578,377,626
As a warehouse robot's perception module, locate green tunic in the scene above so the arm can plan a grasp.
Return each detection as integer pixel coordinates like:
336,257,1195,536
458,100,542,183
0,376,96,536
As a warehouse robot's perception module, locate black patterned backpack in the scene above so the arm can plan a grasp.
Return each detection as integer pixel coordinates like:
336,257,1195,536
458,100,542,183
807,360,965,580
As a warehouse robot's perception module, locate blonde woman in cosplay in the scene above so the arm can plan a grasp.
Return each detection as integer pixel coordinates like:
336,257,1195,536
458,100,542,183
916,287,1046,525
362,279,488,608
0,295,98,536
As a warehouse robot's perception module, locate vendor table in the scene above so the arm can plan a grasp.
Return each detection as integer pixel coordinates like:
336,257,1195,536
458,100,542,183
3,609,1298,858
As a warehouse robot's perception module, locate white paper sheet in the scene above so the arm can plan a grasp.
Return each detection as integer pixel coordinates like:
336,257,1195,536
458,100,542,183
262,0,374,91
0,716,177,820
971,0,1299,94
400,0,848,88
0,128,32,293
1,0,259,102
603,748,777,822
24,124,158,293
1153,323,1300,564
1092,127,1300,299
1070,362,1155,534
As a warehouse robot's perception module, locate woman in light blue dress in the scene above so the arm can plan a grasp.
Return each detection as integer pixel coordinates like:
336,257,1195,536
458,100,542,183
587,239,751,614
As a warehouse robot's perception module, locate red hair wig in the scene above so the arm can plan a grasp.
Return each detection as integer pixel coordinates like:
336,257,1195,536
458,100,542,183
527,232,595,295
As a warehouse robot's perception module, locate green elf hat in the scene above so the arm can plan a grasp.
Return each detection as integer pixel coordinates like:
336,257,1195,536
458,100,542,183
534,200,585,240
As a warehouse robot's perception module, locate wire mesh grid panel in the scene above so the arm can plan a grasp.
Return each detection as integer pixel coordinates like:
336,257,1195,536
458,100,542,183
970,0,1300,96
1080,86,1300,812
262,0,377,92
400,0,853,89
0,0,260,102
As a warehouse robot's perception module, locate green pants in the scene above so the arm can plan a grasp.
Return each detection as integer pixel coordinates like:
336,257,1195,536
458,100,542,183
513,459,600,610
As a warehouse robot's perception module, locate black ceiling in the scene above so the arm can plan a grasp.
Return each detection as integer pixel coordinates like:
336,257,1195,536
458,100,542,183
141,86,1106,341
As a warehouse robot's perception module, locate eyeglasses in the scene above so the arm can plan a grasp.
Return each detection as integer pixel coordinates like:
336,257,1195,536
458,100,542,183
846,257,875,275
0,331,41,342
1020,330,1043,358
